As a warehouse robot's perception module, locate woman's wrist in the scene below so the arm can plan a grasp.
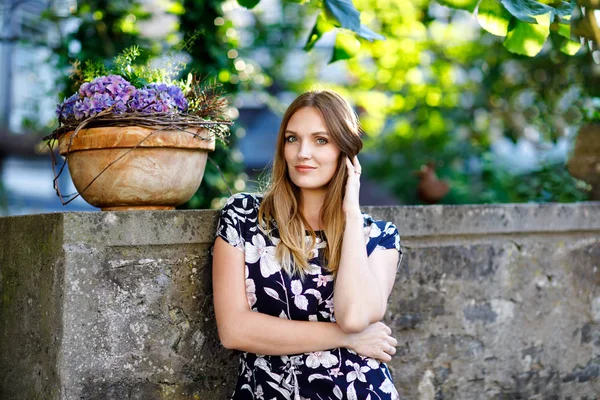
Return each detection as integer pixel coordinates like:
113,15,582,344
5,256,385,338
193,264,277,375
344,208,362,220
337,323,354,349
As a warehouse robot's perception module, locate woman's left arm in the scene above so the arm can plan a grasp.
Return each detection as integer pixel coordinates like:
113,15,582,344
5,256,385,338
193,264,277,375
333,157,400,333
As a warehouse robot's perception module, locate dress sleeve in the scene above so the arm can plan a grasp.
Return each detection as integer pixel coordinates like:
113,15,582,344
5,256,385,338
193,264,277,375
215,194,248,252
376,221,402,254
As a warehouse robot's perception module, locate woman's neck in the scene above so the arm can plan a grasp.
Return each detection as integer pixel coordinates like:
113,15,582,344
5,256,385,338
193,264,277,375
300,189,326,230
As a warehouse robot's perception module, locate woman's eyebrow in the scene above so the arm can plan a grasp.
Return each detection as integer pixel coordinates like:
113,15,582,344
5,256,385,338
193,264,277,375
284,129,329,136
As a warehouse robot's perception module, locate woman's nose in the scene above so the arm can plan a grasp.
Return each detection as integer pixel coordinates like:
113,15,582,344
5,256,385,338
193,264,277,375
298,142,312,159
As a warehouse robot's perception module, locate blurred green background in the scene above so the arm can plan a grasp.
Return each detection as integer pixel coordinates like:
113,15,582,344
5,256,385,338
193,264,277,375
0,0,596,214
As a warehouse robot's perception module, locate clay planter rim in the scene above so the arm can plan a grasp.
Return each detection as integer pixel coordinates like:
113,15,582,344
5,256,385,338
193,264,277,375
57,125,215,155
55,125,215,211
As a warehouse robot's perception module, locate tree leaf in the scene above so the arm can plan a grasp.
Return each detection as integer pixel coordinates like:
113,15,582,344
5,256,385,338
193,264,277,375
503,19,549,56
357,24,385,41
556,23,581,55
324,0,361,31
477,0,512,37
330,31,361,63
500,0,573,24
304,12,336,51
237,0,261,9
436,0,479,12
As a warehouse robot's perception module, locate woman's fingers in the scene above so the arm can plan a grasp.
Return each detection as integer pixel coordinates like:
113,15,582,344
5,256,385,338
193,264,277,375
385,345,396,355
346,156,362,177
352,155,362,174
388,335,397,347
345,156,354,172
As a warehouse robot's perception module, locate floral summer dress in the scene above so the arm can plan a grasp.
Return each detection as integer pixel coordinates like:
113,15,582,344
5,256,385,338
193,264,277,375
215,193,402,400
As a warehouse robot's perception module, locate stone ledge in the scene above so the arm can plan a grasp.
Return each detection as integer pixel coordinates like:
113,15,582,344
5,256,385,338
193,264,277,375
38,201,600,247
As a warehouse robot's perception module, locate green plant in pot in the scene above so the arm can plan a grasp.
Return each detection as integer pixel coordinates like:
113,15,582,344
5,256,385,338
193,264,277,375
46,46,232,211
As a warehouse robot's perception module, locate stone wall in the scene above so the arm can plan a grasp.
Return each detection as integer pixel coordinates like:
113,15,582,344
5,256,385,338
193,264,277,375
1,203,599,399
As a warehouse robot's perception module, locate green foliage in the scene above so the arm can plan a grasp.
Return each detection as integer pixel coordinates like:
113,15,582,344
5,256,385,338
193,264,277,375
290,0,588,205
477,0,512,36
47,0,156,98
582,97,600,121
504,18,550,56
331,32,361,62
303,0,384,63
438,0,580,57
43,0,244,210
177,0,246,209
436,0,479,12
473,160,591,203
237,0,261,9
80,60,109,82
72,45,185,88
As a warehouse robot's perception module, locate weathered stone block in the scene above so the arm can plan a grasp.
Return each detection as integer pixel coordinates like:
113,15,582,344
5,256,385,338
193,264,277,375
1,202,599,399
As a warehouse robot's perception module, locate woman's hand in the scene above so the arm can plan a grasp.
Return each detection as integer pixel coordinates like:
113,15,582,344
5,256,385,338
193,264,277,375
344,321,397,363
343,156,362,215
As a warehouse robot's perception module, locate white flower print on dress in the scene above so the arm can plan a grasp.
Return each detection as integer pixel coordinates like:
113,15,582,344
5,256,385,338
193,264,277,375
245,234,280,278
306,351,338,369
306,263,321,275
291,280,309,311
305,235,327,259
325,298,335,314
245,265,257,308
255,384,264,399
367,358,380,370
380,377,398,397
217,194,402,400
246,279,257,308
313,274,333,287
224,224,243,250
346,360,370,383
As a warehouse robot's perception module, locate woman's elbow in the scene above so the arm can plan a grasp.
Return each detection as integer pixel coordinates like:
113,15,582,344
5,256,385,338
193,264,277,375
216,323,241,350
337,315,370,334
336,307,386,333
219,333,237,350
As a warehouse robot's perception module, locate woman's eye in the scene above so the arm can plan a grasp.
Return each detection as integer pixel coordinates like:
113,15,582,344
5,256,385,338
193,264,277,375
316,138,328,145
285,136,297,143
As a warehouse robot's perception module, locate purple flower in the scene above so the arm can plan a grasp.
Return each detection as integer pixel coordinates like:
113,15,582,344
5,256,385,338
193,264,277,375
56,75,137,120
129,82,188,114
55,75,188,120
55,92,80,120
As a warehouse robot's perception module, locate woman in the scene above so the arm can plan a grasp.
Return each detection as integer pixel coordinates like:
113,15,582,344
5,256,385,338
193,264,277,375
213,90,402,399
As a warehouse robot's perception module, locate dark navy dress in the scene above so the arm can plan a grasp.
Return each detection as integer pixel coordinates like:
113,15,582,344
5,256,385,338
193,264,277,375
215,193,402,400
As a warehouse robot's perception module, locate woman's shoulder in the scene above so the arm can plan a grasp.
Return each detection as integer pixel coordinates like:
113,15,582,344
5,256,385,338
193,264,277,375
222,192,264,212
361,212,397,232
361,212,401,253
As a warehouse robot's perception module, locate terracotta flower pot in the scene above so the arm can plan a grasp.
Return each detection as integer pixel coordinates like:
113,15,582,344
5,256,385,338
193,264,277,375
567,122,600,200
58,126,215,211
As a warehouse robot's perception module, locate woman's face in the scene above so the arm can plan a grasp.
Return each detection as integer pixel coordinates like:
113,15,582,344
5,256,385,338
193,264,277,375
283,107,342,193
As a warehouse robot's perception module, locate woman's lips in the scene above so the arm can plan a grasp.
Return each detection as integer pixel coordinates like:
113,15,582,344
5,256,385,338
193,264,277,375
295,166,316,172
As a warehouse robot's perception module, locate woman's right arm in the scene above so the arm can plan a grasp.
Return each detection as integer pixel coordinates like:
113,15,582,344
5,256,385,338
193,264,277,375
212,237,396,360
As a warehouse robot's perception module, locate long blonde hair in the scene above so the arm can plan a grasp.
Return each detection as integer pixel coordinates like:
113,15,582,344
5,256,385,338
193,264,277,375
258,90,363,276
